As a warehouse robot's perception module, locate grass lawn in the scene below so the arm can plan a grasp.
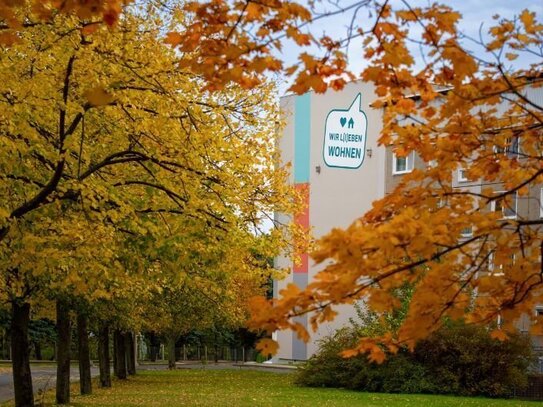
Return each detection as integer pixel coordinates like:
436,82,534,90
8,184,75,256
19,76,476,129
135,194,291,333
2,368,540,407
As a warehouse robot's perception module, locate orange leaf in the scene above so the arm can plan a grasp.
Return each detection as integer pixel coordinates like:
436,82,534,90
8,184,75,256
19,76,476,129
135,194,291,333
0,32,20,46
164,32,183,46
490,329,508,341
256,338,279,356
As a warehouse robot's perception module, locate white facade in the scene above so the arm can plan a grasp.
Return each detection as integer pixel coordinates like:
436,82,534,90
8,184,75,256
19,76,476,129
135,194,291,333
274,82,386,361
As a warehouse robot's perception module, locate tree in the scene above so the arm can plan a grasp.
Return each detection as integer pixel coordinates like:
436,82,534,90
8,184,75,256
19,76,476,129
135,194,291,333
249,3,543,361
0,4,298,405
141,214,275,368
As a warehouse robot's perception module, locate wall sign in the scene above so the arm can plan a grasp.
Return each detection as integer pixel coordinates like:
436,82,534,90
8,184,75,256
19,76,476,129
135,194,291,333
323,93,367,169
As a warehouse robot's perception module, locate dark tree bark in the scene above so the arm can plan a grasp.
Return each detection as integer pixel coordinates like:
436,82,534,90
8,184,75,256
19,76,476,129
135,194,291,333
97,324,111,387
11,300,34,407
34,341,42,360
77,313,92,395
56,299,71,405
112,329,117,377
148,332,159,362
150,346,158,361
113,329,127,379
166,336,176,369
126,332,136,375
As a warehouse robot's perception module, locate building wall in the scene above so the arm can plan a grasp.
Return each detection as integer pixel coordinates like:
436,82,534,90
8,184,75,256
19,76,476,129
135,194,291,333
275,81,385,361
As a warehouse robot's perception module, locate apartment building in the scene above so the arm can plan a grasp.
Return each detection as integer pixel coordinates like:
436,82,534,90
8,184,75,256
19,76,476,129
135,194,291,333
274,80,543,362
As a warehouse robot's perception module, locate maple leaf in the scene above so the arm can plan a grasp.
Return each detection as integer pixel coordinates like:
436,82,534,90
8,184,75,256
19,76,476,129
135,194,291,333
164,32,183,46
256,338,279,356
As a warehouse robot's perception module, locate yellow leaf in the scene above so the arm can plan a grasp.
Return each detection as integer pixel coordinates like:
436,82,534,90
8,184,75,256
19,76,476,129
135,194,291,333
84,87,114,106
505,53,518,61
519,10,535,33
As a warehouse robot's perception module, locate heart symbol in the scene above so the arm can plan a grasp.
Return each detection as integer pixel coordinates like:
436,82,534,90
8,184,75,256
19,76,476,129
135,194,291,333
340,117,347,127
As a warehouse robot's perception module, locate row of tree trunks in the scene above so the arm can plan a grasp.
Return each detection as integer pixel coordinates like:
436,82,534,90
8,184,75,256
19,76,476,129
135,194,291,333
10,298,135,406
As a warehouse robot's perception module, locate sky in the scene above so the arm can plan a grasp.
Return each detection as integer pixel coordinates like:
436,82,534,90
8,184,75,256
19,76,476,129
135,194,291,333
275,0,543,94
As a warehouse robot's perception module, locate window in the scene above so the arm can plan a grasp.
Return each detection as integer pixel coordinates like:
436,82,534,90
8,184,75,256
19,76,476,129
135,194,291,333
488,252,515,276
393,151,415,175
490,192,517,219
458,168,469,182
460,226,473,238
494,136,520,157
536,307,543,317
540,188,543,218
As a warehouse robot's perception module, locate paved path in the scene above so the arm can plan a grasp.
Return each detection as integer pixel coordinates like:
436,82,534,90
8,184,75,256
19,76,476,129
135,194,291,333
175,361,295,374
0,366,99,403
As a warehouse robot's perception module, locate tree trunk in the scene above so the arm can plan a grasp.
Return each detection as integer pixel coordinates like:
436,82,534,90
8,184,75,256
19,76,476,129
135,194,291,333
11,300,34,407
149,332,159,362
167,336,176,369
113,330,127,379
126,332,136,375
150,345,157,362
56,299,71,405
112,329,117,376
34,341,42,360
77,313,92,395
97,324,111,387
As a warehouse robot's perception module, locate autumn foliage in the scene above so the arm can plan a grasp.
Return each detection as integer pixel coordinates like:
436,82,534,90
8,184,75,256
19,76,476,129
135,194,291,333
2,0,543,376
250,4,543,361
0,3,302,406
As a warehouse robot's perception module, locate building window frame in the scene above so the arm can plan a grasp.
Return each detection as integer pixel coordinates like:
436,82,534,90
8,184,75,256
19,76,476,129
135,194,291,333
493,136,520,157
460,226,473,238
488,252,515,277
490,191,517,219
458,168,469,183
392,151,415,175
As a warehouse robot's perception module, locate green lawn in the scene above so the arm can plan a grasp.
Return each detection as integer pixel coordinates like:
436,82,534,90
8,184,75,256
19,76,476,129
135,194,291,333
4,368,539,407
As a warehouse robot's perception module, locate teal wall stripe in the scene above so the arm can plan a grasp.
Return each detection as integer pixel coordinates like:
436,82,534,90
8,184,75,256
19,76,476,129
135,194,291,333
293,92,310,359
294,93,311,183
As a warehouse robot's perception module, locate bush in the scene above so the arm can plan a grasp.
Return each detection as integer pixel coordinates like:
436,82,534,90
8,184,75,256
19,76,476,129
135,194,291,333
295,321,533,398
295,328,362,389
255,352,268,363
414,322,532,397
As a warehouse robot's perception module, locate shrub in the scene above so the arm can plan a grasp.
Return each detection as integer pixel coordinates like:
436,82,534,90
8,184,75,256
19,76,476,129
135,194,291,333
295,328,363,389
414,322,532,397
295,321,533,398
